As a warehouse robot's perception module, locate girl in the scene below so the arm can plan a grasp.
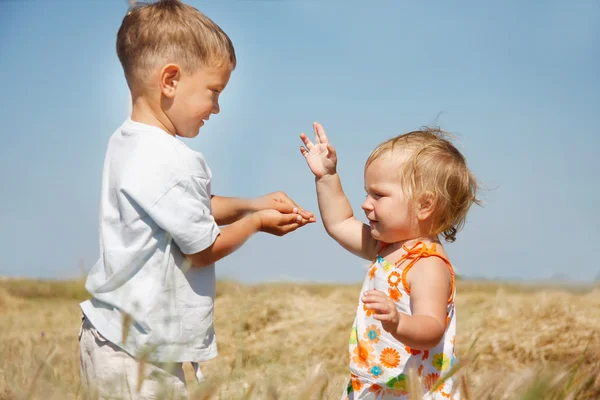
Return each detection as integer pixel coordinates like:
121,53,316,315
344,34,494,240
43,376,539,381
299,123,479,399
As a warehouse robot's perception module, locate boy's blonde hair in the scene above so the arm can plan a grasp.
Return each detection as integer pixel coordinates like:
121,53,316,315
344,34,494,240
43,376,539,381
117,0,236,88
366,127,481,243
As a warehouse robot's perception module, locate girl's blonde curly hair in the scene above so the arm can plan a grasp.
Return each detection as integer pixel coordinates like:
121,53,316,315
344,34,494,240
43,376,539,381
366,127,481,242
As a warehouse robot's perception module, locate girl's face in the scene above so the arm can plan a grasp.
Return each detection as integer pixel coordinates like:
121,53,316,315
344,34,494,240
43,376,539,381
361,155,419,243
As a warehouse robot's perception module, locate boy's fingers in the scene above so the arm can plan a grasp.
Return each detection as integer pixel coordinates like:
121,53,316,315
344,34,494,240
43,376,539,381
296,205,314,219
283,223,300,232
282,214,302,224
285,197,311,217
274,199,314,221
274,203,295,214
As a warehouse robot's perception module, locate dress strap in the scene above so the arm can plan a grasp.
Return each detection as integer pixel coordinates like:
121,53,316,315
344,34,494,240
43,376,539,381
394,242,456,303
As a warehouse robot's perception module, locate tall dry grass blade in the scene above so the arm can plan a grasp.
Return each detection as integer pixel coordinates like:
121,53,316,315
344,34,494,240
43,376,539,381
242,382,256,399
407,367,422,400
189,379,220,400
461,375,470,400
563,337,591,396
316,375,329,400
136,358,146,393
25,346,57,400
296,363,327,400
520,373,554,400
430,357,466,393
121,311,132,343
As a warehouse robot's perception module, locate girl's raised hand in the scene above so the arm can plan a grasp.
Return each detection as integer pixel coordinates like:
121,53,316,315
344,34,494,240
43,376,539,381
299,122,338,179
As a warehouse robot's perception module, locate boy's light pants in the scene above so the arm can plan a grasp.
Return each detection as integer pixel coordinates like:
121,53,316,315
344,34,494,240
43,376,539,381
79,316,189,400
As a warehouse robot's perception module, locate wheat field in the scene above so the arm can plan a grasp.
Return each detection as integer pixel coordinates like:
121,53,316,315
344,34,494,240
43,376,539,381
1,278,599,400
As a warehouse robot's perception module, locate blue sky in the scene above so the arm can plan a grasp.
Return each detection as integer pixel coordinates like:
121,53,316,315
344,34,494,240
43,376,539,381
1,0,598,283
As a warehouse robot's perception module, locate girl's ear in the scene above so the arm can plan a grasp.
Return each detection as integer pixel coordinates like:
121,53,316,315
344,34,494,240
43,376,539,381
417,191,436,221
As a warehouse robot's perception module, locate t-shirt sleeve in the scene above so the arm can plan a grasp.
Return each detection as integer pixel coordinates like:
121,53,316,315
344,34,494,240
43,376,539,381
147,176,220,255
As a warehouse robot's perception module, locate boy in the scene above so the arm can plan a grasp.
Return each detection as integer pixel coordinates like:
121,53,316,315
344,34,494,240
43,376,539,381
78,1,314,398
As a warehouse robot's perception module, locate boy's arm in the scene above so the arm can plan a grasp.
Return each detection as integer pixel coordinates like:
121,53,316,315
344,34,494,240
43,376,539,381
184,210,303,267
211,193,315,226
147,178,307,268
300,122,378,260
210,195,252,225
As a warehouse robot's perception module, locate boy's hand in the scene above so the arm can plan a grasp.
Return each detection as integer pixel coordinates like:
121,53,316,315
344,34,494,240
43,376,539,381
255,209,305,236
299,122,338,178
362,289,401,335
250,192,316,223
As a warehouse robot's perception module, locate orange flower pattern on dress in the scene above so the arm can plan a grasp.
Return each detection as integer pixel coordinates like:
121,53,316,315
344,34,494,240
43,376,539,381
424,373,441,391
351,373,362,392
388,271,401,287
368,265,376,280
389,286,401,301
405,346,421,356
352,342,375,368
345,242,457,399
368,384,384,396
380,347,400,368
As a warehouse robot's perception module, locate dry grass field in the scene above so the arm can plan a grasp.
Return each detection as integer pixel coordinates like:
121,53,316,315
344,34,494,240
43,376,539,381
1,278,599,399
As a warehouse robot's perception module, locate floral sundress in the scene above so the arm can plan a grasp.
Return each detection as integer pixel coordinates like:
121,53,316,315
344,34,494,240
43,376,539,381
343,241,459,399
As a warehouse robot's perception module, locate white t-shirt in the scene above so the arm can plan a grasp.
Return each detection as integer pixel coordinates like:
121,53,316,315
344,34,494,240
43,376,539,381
80,118,220,363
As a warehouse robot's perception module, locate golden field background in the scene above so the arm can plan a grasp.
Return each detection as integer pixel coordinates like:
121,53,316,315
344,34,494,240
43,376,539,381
1,278,599,399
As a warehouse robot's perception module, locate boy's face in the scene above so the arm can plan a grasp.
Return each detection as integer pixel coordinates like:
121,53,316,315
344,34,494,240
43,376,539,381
163,65,232,139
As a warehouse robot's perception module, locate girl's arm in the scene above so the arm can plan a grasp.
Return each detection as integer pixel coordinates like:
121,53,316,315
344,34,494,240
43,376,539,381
300,122,378,260
362,257,453,349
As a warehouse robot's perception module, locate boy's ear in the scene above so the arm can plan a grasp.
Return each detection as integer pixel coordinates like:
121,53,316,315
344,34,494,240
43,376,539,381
160,64,181,99
417,191,436,221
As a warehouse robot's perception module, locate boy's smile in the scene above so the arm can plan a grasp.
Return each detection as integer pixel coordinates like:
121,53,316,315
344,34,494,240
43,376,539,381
163,65,232,139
